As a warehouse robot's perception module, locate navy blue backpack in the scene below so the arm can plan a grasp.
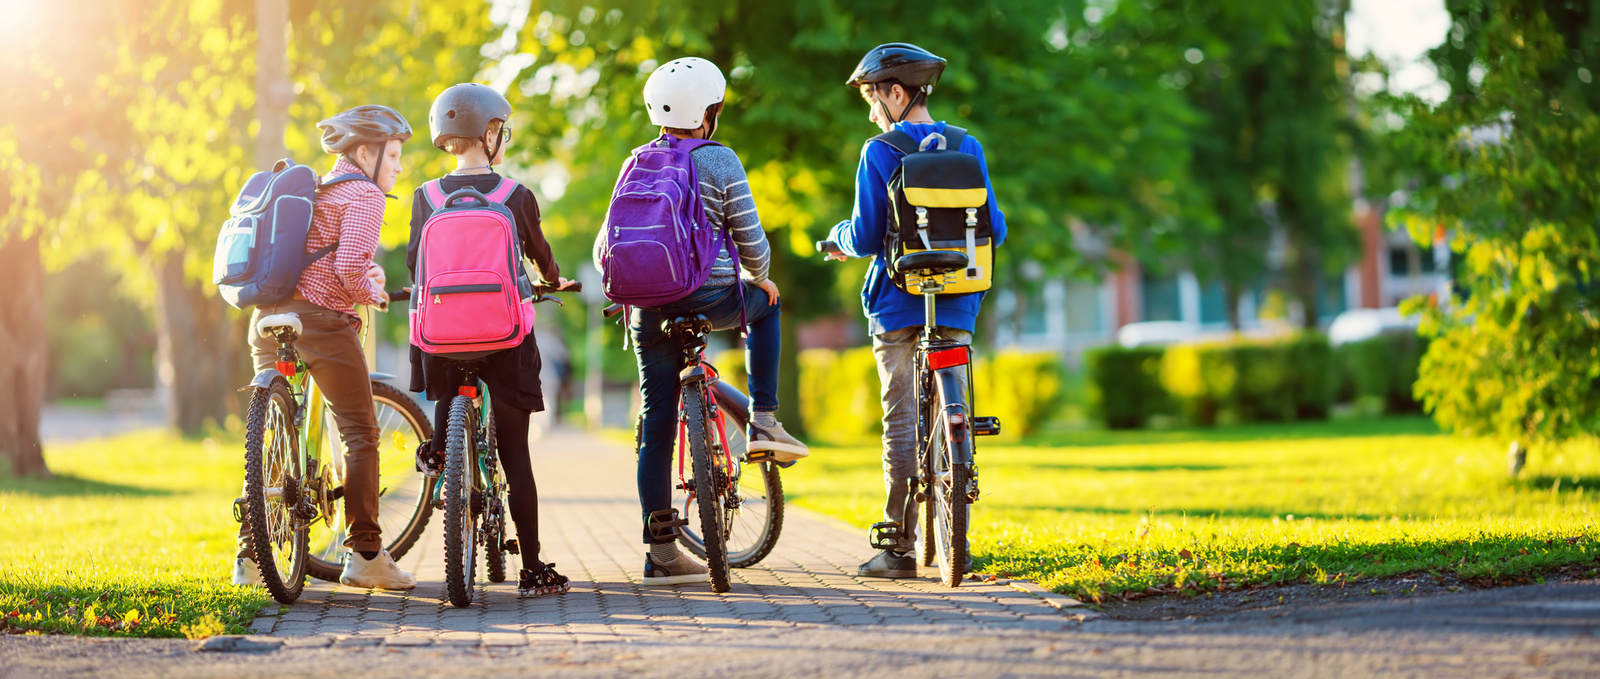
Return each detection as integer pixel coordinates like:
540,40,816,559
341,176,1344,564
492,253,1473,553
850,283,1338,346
212,159,370,309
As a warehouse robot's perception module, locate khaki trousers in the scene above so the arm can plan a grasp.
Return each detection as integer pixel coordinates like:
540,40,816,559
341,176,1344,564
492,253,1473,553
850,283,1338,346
249,300,383,552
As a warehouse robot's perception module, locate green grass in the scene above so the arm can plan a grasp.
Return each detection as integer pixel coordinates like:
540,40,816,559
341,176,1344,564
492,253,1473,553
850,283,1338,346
0,431,272,637
782,417,1600,603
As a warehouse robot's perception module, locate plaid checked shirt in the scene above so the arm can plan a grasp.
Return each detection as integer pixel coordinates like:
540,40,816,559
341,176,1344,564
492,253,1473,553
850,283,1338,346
297,158,389,318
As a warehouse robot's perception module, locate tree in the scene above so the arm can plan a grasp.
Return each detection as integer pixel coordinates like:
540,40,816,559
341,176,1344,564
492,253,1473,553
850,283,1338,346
1396,0,1600,452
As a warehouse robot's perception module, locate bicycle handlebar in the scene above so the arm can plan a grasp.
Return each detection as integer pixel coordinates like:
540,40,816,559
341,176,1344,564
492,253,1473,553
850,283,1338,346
603,303,625,320
387,288,412,303
816,240,842,256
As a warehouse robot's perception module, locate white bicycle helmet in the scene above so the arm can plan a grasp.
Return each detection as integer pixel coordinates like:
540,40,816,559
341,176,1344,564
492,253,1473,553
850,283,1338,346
642,57,726,130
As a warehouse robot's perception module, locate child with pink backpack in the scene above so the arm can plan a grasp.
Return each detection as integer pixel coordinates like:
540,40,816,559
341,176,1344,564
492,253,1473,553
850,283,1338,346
407,83,576,598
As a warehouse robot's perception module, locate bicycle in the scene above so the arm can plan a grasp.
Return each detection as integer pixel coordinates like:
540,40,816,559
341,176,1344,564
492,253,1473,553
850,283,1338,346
240,290,435,604
439,284,581,608
605,302,786,593
817,242,1000,587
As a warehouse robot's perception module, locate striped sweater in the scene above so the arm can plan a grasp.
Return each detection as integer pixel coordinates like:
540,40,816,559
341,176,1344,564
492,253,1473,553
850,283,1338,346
593,143,771,287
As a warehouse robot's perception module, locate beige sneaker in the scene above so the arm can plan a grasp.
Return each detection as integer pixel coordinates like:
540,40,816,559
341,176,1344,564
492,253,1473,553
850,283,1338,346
748,420,810,463
339,550,417,590
642,552,709,586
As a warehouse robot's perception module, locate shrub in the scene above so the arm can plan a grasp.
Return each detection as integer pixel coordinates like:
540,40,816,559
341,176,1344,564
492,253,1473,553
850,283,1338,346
974,351,1066,438
1335,332,1427,414
1086,346,1170,429
1161,332,1334,426
798,347,881,446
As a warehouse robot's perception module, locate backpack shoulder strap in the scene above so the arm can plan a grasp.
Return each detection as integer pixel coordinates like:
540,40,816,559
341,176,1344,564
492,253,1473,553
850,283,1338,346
940,125,969,152
484,178,519,204
868,130,920,157
421,179,448,212
318,172,373,190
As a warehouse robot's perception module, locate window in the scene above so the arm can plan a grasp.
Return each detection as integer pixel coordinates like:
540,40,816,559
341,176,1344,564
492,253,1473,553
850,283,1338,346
1142,273,1181,322
1199,280,1229,325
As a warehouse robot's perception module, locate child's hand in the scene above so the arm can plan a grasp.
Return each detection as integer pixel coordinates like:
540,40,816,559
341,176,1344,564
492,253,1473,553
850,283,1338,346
756,279,780,305
366,263,386,289
557,277,579,291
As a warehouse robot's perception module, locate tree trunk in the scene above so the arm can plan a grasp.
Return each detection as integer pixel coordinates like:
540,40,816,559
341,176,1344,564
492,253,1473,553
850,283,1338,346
154,254,239,434
1223,278,1243,331
0,234,50,477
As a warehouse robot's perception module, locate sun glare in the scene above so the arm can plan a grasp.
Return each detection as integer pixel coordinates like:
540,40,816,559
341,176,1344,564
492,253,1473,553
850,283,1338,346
0,0,48,46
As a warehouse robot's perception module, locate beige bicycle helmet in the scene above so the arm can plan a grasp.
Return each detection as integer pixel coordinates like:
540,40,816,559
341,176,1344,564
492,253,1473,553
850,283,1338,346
317,105,413,155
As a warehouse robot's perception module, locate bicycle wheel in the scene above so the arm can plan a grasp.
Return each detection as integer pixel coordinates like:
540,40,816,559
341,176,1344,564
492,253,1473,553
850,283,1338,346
483,411,508,584
928,405,970,588
682,383,731,592
305,381,436,581
677,388,783,568
244,377,308,604
442,395,478,607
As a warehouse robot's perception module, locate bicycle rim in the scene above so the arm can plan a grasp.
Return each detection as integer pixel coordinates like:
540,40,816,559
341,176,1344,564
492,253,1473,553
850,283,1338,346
245,379,307,604
305,382,436,581
930,418,969,588
683,385,731,592
443,396,478,607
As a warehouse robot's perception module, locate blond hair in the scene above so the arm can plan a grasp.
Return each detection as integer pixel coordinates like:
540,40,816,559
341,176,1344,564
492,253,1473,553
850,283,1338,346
439,120,504,155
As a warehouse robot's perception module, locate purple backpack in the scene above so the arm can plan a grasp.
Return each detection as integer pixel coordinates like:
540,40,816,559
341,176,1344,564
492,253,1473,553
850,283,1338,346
598,135,734,307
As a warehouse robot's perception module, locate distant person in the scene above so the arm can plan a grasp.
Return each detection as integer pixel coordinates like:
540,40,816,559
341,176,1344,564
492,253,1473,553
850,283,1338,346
531,328,567,440
593,57,809,586
823,43,1008,578
408,83,577,598
234,105,418,591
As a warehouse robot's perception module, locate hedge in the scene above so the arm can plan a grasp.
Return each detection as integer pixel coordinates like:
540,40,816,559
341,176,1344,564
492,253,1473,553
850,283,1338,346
1160,332,1334,426
1334,333,1428,414
1085,346,1171,429
974,351,1066,438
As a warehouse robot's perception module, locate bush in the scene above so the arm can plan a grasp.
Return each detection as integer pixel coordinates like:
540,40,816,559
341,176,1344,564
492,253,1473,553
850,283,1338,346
1161,332,1334,426
1086,346,1171,429
1335,333,1427,414
798,347,881,446
974,351,1066,438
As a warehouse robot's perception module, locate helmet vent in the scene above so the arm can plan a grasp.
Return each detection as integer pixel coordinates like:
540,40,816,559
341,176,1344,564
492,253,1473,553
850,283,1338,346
447,110,456,119
662,104,671,112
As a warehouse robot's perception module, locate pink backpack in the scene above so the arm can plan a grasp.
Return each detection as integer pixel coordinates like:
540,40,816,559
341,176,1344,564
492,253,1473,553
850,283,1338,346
409,178,537,360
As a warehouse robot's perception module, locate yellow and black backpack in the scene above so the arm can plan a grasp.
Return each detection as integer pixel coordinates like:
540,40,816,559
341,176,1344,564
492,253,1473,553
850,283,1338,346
874,125,994,295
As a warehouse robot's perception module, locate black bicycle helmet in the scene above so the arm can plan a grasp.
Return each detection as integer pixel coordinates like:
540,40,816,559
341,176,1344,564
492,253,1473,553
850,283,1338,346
317,105,413,155
429,83,513,149
846,42,946,89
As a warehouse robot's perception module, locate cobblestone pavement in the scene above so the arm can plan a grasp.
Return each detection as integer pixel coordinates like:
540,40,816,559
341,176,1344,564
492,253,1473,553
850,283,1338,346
249,430,1089,643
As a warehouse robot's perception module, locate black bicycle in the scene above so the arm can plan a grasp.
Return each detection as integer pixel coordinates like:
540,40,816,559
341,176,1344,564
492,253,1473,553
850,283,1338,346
818,242,1000,587
605,304,785,593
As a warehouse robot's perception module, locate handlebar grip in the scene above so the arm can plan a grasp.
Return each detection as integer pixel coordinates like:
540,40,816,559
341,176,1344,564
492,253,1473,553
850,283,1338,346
387,289,412,303
603,304,625,319
816,241,842,255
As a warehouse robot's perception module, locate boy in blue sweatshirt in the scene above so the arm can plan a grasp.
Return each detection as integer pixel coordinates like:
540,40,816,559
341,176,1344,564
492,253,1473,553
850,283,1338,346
824,43,1007,578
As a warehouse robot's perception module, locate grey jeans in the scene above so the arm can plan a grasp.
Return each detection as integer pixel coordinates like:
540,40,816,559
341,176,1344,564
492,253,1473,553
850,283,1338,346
873,325,972,553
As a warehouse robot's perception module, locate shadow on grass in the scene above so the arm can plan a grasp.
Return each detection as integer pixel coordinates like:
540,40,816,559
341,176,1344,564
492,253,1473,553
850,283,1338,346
1518,475,1600,493
987,503,1387,522
1021,416,1440,449
0,474,173,498
1024,463,1231,473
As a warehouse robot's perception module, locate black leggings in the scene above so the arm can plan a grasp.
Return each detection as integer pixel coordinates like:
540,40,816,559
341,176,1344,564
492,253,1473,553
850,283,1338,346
432,393,540,557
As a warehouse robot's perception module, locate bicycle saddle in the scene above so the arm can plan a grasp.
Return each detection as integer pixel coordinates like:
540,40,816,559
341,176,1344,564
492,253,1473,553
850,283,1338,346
895,250,970,276
256,312,303,337
664,314,712,335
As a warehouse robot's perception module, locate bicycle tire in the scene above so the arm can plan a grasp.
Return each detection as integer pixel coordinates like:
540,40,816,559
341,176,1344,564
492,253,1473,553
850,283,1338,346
305,381,436,581
677,388,784,568
442,396,477,607
930,413,970,588
919,378,937,569
683,384,731,592
484,410,507,584
244,377,308,604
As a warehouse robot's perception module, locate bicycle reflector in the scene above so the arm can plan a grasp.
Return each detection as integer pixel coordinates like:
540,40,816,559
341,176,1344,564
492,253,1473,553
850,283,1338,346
458,386,479,398
928,346,970,370
275,361,296,377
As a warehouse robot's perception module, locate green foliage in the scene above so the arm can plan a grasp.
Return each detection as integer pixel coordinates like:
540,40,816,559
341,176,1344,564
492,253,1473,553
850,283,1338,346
0,431,272,637
1162,333,1334,426
1392,0,1600,445
797,347,880,446
1085,346,1171,429
783,417,1600,602
974,351,1066,438
45,260,156,399
1335,333,1428,414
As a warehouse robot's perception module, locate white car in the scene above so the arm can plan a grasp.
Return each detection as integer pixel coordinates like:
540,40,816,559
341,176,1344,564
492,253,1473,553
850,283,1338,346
1326,307,1419,346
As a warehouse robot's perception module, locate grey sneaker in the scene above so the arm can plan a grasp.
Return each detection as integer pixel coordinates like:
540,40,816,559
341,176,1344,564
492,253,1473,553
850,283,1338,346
748,420,810,462
642,552,709,586
857,549,918,578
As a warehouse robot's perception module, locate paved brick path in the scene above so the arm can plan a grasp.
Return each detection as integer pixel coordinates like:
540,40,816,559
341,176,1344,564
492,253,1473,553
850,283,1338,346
249,430,1088,645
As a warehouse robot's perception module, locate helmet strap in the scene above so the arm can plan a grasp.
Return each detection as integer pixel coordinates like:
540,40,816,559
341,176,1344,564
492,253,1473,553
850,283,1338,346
485,131,504,167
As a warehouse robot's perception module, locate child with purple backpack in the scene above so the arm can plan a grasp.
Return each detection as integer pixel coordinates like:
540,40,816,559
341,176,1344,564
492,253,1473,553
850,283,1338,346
407,83,576,598
592,57,810,585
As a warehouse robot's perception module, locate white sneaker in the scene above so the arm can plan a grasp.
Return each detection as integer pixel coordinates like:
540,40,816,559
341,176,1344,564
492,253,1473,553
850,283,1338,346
339,550,418,590
641,552,709,586
748,420,810,463
232,556,263,586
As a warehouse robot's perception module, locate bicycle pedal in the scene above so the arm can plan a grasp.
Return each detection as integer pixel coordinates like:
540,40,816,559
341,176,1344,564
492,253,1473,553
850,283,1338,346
744,450,776,463
231,498,246,524
972,416,1001,437
869,521,906,550
502,539,520,555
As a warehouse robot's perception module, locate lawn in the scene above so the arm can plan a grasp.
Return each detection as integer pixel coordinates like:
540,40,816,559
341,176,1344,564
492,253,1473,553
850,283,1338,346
0,431,272,637
782,417,1600,603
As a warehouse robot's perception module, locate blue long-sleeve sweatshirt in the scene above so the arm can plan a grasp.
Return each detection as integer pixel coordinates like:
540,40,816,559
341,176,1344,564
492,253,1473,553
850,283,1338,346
827,121,1008,336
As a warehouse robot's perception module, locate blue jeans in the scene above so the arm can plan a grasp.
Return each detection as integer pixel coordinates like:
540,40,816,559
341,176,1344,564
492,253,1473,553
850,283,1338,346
631,281,781,543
